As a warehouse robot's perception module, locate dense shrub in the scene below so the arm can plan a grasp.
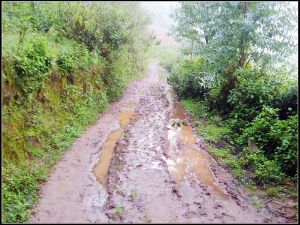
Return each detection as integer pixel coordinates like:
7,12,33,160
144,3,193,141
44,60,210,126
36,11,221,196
14,37,52,94
168,56,214,98
239,106,298,177
224,68,280,132
104,46,137,101
56,46,79,80
169,1,298,188
205,73,236,115
242,147,284,186
274,83,298,120
169,57,298,185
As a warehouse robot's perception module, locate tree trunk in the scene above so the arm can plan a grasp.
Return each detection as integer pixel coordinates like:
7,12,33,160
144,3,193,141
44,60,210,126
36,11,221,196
238,2,248,68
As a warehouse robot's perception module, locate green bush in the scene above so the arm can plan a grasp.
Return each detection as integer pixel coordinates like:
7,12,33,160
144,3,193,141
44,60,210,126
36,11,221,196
180,99,210,119
2,162,47,223
274,83,298,119
169,56,213,98
168,57,298,186
56,47,79,76
14,36,52,94
226,68,282,131
238,106,280,155
272,115,298,176
105,47,136,101
243,147,284,186
239,106,298,177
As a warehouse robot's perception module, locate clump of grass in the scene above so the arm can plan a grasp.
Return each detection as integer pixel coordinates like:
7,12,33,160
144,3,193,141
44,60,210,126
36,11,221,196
181,99,245,181
180,99,210,119
114,205,124,216
197,123,230,143
159,71,168,80
265,186,282,198
252,197,263,209
208,146,245,181
115,163,123,172
130,190,137,201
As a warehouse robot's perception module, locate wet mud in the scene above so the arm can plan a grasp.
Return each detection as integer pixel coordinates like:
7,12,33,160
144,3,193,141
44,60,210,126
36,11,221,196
93,111,134,187
30,60,297,224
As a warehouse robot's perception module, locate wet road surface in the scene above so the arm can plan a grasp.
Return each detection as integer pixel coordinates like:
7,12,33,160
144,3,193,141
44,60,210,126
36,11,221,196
30,61,294,223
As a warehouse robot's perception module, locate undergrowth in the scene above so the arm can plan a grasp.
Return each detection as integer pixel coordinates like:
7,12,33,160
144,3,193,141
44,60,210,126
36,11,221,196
180,98,297,199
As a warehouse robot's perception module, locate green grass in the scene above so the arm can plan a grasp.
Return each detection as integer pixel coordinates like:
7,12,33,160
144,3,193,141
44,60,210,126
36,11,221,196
2,97,107,223
159,70,168,80
196,122,230,143
251,197,263,209
179,96,298,213
265,186,283,198
180,99,210,119
130,190,137,201
114,205,124,216
208,146,245,180
181,99,230,143
2,33,20,56
180,98,245,181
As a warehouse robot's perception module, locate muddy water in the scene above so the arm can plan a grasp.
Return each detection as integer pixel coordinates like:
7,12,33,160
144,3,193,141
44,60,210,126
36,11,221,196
93,111,134,187
166,88,228,199
166,90,186,120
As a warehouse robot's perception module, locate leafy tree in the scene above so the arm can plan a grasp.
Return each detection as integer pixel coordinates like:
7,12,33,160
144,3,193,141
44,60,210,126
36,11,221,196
171,2,297,73
169,1,298,185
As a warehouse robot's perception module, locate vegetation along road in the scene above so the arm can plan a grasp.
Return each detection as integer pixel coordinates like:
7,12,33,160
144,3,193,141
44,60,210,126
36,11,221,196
29,61,296,223
2,1,297,224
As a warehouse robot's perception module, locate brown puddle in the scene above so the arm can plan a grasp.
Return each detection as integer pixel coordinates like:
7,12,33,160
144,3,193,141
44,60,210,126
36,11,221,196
167,89,186,120
167,88,228,199
93,111,134,187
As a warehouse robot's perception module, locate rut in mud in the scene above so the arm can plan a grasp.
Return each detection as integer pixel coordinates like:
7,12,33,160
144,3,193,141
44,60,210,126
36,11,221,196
30,61,294,223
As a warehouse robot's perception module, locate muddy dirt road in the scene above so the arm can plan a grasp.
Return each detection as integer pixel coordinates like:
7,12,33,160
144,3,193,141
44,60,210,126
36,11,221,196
30,61,294,223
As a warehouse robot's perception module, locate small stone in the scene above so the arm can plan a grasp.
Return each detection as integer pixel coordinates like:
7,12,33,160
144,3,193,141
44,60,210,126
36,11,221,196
105,212,113,218
172,186,182,198
193,201,201,205
107,202,115,209
182,203,189,207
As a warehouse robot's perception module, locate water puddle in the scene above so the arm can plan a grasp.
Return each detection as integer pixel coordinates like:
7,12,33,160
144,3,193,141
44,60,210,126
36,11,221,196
166,87,228,199
166,90,186,120
93,111,134,187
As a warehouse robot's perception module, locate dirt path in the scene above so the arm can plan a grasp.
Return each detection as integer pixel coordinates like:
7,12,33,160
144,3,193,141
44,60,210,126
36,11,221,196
30,61,294,223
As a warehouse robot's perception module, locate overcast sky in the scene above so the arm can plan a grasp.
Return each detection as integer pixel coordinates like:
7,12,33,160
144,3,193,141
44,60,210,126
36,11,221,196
140,2,179,29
